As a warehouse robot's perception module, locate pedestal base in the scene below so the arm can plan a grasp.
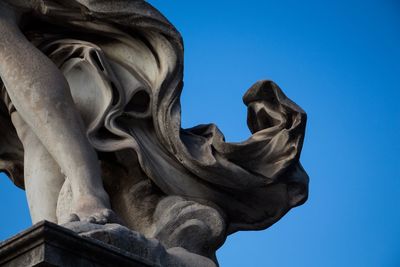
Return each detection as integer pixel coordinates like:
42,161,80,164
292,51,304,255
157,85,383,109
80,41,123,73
0,221,153,267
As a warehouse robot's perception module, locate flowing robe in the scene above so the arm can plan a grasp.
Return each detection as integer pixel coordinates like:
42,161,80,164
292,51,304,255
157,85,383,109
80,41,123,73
0,0,308,234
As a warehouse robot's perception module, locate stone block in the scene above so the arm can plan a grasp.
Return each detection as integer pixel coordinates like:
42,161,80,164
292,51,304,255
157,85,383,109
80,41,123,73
0,221,154,267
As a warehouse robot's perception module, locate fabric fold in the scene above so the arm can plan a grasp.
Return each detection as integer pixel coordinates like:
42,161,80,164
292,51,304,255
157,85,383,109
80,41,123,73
0,0,308,234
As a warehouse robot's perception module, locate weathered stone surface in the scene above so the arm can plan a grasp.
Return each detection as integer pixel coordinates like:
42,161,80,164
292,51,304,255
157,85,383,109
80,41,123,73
0,221,216,267
0,1,309,265
0,221,153,267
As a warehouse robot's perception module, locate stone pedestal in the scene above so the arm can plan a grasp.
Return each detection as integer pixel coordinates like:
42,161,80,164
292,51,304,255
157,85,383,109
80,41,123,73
0,221,154,267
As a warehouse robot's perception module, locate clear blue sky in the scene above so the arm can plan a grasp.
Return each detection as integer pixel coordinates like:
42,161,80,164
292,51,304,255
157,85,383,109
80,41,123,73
1,0,399,266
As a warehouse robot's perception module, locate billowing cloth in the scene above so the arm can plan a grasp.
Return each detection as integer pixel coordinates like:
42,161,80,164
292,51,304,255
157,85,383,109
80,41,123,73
0,0,308,233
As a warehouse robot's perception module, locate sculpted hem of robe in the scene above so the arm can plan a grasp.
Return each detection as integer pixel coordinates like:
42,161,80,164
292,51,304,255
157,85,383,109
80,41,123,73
0,1,309,265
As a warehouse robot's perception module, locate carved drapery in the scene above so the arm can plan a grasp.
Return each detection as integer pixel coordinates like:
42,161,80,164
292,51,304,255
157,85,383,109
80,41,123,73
0,1,309,261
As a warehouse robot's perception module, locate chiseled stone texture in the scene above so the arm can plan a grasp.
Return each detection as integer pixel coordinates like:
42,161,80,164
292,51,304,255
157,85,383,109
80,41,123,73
0,1,309,265
0,221,153,267
0,221,216,267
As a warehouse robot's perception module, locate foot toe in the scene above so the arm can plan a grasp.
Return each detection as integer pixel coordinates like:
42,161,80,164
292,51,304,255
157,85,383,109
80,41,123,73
67,213,80,222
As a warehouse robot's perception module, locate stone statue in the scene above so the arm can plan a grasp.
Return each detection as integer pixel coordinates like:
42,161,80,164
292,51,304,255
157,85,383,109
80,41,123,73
0,1,309,266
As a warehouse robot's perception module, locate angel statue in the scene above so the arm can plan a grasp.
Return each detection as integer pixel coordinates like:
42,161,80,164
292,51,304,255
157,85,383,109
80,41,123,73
0,1,309,266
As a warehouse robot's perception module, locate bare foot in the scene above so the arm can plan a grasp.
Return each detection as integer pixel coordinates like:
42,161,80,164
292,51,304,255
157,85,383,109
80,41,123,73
64,194,123,225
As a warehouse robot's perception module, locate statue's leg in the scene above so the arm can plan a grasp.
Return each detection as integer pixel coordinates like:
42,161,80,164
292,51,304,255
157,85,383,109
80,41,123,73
11,113,63,224
0,4,117,224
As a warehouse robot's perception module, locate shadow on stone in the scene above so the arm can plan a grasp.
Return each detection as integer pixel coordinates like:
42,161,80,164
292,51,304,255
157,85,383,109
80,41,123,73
0,221,216,267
